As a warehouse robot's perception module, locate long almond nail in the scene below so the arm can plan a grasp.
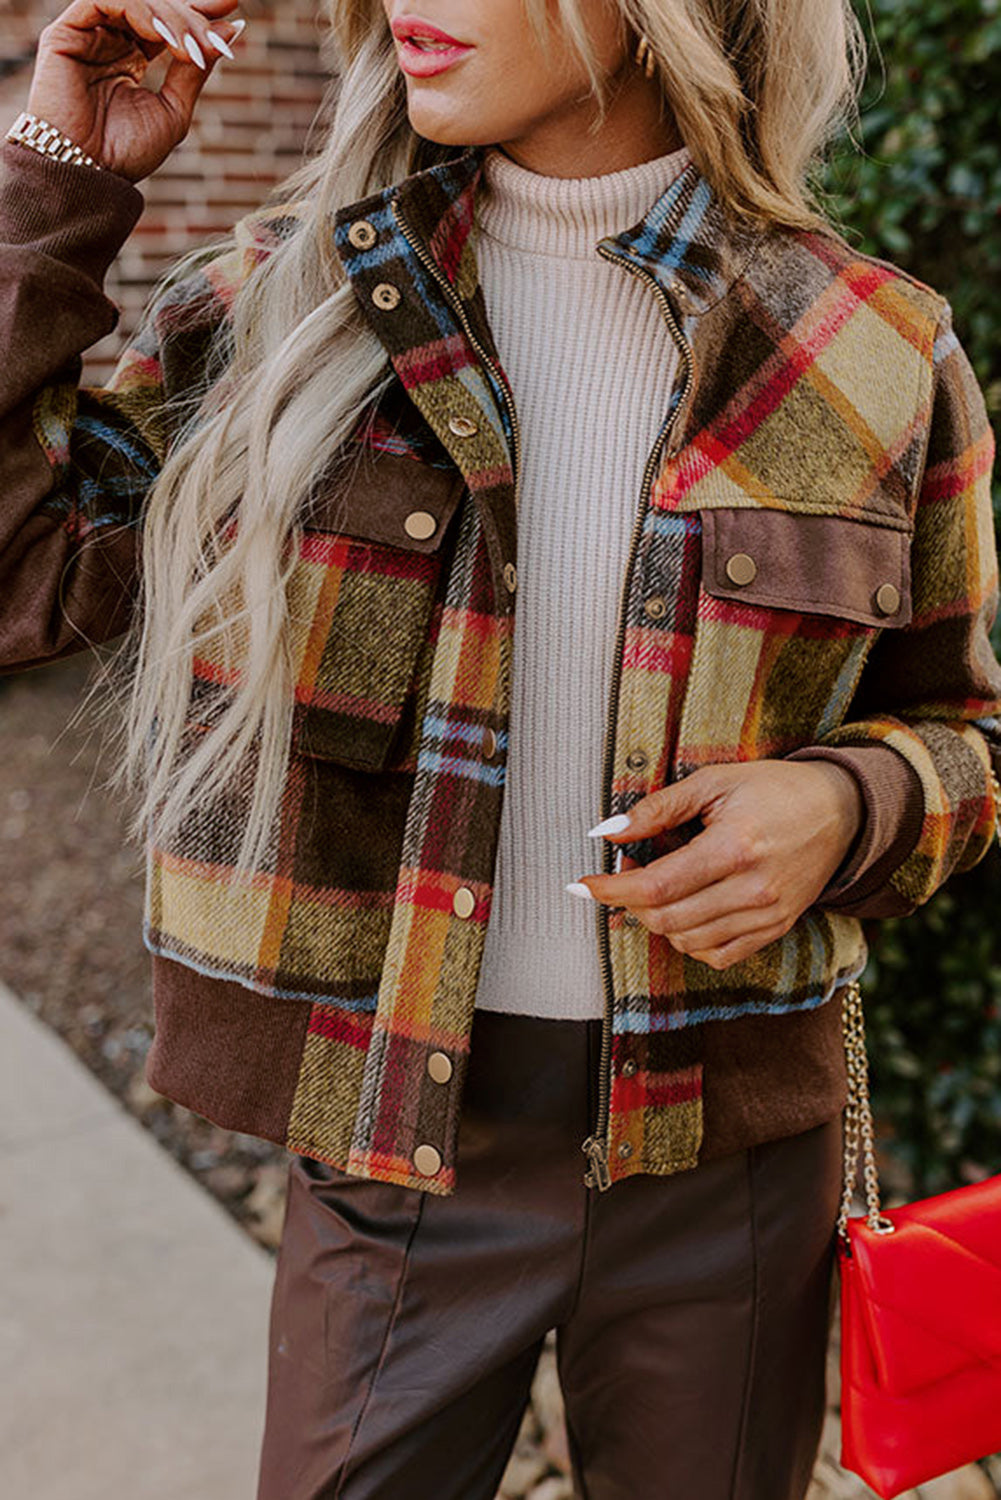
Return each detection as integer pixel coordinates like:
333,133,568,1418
229,18,247,36
151,15,180,48
565,882,594,900
184,32,206,68
587,813,632,838
206,29,235,59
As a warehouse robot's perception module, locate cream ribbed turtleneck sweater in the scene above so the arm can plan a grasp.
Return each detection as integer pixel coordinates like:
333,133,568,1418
471,141,692,1021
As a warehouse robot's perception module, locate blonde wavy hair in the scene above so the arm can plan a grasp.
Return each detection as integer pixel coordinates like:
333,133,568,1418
122,0,866,872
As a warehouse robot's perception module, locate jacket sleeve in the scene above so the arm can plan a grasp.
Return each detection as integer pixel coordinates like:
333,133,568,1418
788,300,1001,919
0,140,186,670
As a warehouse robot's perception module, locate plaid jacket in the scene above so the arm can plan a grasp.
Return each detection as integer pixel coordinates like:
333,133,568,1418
2,139,1000,1195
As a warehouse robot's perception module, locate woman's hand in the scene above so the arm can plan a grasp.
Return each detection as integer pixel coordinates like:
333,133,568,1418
24,0,245,184
569,760,864,970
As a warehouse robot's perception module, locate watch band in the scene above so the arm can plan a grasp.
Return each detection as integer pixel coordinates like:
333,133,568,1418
5,110,102,170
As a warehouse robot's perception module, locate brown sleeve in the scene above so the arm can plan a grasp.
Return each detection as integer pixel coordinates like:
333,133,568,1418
785,742,926,918
0,140,148,670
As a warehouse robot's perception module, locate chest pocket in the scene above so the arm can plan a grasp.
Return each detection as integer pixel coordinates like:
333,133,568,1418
288,447,465,771
671,504,914,770
700,507,912,628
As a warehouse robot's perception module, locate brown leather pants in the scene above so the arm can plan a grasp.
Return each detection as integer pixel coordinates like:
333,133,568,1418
256,1009,843,1500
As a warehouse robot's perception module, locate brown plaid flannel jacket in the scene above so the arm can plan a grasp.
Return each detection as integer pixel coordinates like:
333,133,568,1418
2,137,1000,1194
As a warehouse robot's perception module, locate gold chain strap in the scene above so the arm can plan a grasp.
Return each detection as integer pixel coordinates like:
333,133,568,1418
837,978,896,1246
837,762,1001,1250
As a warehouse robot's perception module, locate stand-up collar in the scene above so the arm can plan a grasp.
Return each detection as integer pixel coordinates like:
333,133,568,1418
332,140,764,320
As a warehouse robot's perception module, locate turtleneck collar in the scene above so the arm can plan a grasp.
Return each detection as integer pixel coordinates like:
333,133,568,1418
476,141,693,261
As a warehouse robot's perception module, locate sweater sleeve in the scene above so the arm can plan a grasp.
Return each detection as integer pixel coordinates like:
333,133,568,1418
787,301,1001,919
0,140,165,670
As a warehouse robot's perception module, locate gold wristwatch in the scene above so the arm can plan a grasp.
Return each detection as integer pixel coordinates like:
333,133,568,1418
5,110,102,170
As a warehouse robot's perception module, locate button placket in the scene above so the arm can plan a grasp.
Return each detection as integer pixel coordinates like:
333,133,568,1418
414,1144,442,1177
371,282,401,310
452,886,476,920
427,1051,453,1084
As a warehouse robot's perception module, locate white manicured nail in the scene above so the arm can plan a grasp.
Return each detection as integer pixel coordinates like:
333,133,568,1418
184,32,206,68
206,29,235,59
566,882,594,899
614,848,624,873
151,15,180,48
229,18,246,36
587,813,632,838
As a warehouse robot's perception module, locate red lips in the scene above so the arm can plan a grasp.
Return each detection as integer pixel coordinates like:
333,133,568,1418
391,14,475,78
390,14,470,47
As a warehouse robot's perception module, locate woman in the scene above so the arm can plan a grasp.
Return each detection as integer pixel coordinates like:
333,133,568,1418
2,1,1000,1496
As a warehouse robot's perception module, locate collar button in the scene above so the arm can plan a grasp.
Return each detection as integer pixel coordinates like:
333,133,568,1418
348,219,377,249
448,414,478,438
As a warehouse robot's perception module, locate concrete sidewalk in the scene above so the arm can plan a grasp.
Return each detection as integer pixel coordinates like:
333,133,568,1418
0,980,277,1500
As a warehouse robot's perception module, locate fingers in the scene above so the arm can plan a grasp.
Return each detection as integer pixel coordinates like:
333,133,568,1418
56,1,244,68
641,869,783,937
575,821,744,909
146,1,243,67
655,901,788,954
589,766,729,844
684,923,790,970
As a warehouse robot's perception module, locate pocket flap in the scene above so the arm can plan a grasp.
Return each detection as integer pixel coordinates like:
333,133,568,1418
306,447,466,553
701,508,912,628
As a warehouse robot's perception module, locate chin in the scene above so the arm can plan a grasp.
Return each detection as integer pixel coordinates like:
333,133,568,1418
405,98,506,149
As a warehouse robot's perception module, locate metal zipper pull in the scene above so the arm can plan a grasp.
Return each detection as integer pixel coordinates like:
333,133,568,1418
581,1134,612,1191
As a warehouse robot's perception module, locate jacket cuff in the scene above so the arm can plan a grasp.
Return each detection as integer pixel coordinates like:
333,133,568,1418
0,139,144,284
785,743,925,917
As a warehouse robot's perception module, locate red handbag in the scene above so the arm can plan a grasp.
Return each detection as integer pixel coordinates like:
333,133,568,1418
836,975,1001,1498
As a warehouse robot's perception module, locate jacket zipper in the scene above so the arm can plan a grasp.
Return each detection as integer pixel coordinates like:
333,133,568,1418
390,194,522,497
392,195,696,1189
580,245,695,1192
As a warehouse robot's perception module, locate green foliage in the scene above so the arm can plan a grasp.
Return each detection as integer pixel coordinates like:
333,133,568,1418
821,0,1001,1193
861,855,1001,1195
824,0,1001,521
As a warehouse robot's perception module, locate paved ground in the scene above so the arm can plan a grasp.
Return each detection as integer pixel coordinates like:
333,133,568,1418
0,979,276,1500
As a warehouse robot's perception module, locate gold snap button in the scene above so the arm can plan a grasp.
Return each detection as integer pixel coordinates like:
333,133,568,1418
403,509,437,541
483,728,498,759
725,552,757,587
617,1141,633,1158
625,748,648,771
503,562,518,593
643,595,667,620
372,282,401,310
875,582,901,616
621,1059,637,1078
448,414,478,438
347,219,377,249
414,1144,442,1176
427,1052,453,1084
452,886,476,920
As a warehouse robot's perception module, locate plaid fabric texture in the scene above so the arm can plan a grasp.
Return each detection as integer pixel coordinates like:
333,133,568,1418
38,144,1001,1193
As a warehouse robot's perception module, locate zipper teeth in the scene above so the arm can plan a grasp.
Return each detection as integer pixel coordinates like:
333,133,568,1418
588,244,695,1171
390,193,522,493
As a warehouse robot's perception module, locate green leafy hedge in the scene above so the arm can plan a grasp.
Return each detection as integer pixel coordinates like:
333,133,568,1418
822,0,1001,1193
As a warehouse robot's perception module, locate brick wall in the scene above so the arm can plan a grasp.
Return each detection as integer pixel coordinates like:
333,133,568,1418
1,0,332,381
